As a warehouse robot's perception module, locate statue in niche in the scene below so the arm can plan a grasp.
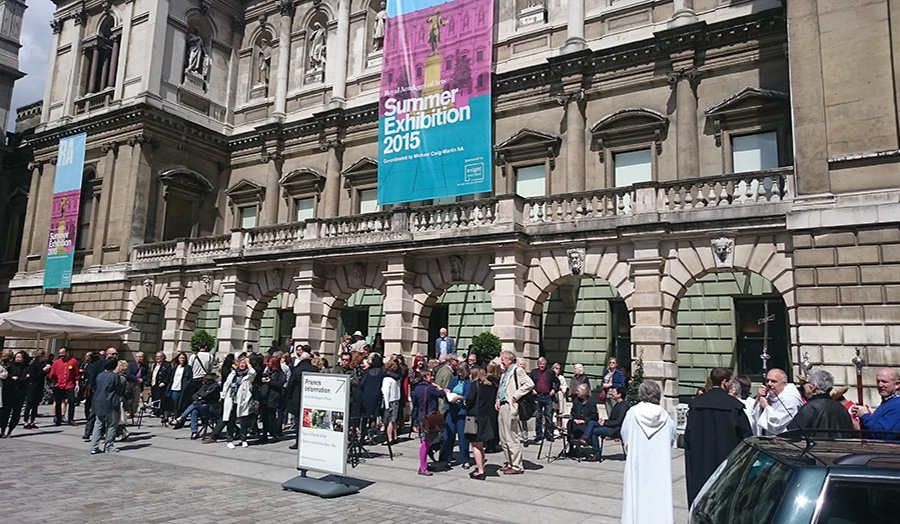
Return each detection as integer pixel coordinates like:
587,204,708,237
309,22,327,70
185,27,209,76
426,8,446,54
373,1,387,51
257,38,272,85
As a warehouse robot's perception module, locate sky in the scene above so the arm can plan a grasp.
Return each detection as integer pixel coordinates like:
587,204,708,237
9,0,54,131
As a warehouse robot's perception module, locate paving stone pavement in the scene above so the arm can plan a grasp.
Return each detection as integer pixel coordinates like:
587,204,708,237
0,414,689,524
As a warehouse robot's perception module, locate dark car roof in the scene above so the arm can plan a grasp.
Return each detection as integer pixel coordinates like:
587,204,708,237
747,436,900,470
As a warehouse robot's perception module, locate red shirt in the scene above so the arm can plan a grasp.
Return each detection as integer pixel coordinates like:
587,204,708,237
49,357,80,390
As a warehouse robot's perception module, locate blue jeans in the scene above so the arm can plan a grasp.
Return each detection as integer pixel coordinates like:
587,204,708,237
90,410,119,452
441,413,470,464
582,420,615,455
178,402,210,433
535,394,554,438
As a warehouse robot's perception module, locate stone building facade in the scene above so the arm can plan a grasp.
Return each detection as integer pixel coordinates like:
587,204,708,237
4,0,900,408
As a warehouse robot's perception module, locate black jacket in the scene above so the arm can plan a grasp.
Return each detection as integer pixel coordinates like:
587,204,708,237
287,360,320,414
684,387,753,506
788,393,854,437
570,395,600,423
126,360,150,388
259,368,286,410
603,399,630,433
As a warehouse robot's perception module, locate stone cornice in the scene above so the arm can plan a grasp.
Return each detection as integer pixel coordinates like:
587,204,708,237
495,8,786,96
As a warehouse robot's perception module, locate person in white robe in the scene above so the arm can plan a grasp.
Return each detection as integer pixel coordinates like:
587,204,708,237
752,368,803,435
620,380,676,524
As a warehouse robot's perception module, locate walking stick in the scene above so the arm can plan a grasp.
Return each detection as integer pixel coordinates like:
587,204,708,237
852,348,864,406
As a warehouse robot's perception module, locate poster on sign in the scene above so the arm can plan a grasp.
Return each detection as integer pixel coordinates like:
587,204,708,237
377,0,494,205
297,373,350,476
44,133,86,290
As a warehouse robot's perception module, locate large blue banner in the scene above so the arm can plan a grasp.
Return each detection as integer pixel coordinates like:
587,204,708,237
43,133,86,290
377,0,493,205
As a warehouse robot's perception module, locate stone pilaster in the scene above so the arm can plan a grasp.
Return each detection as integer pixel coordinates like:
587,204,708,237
561,0,585,54
292,262,327,355
225,17,245,125
262,153,282,225
565,96,586,193
273,0,293,119
93,142,119,262
162,281,188,356
330,0,350,106
381,256,418,356
217,271,251,355
113,0,135,100
63,13,87,117
20,161,42,270
669,67,700,178
323,142,343,218
628,249,678,411
489,248,532,358
669,0,697,28
41,20,62,124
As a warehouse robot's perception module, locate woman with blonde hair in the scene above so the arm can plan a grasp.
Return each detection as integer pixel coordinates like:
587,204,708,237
464,366,497,480
115,359,131,441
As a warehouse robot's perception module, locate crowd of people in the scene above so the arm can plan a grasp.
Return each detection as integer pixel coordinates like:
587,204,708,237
4,335,900,524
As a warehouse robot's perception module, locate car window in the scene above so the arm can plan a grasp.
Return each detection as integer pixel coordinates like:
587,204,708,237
693,446,793,524
815,478,900,524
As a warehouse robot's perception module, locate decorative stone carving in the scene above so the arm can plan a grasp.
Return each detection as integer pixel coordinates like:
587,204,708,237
278,0,295,16
201,274,212,295
184,27,211,91
50,18,63,34
199,0,211,12
710,236,734,268
309,22,327,71
373,2,387,51
272,267,283,286
257,38,272,85
71,9,87,26
350,263,365,284
449,255,463,281
566,247,585,276
143,277,154,296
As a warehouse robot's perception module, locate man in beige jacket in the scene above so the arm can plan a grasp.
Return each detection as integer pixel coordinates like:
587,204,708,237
494,350,534,474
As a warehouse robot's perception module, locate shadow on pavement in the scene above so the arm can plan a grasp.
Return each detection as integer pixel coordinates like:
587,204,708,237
118,443,152,451
318,475,375,490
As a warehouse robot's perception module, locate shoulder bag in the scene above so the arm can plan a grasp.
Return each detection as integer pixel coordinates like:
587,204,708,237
513,369,536,420
421,386,445,434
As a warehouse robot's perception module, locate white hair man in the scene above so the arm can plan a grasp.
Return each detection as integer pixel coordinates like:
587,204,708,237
787,368,853,437
752,368,803,435
494,350,534,474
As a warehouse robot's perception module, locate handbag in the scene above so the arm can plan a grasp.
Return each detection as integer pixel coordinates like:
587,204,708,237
597,388,608,402
420,386,445,433
248,399,260,415
513,369,536,420
464,415,478,435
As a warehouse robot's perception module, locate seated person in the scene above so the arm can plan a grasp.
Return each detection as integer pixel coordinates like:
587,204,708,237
568,383,599,440
580,385,630,462
171,374,221,439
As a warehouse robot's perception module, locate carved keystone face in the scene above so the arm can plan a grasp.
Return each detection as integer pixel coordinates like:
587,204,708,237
711,238,733,263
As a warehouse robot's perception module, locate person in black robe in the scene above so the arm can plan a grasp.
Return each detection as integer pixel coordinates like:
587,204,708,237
684,367,752,506
788,368,853,438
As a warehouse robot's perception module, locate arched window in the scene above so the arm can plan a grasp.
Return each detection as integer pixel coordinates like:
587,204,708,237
83,17,120,95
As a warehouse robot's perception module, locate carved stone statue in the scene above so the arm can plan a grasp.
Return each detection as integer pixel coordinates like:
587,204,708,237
309,22,327,70
710,236,734,268
257,38,272,85
566,248,585,276
373,2,387,51
426,8,446,54
185,27,208,75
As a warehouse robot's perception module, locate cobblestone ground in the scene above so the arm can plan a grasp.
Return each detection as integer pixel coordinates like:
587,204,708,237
0,414,689,524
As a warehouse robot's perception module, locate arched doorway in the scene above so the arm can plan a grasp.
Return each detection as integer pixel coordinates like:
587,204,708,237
132,297,164,356
336,288,385,349
254,293,295,353
540,277,627,383
675,270,788,400
426,283,493,358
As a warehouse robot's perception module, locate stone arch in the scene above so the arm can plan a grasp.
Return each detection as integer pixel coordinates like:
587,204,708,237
246,268,298,350
182,275,223,332
184,9,217,41
295,4,335,33
321,261,388,354
129,296,165,356
416,253,495,333
96,13,119,34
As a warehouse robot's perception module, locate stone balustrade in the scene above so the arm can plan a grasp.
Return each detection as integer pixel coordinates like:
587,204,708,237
128,169,794,269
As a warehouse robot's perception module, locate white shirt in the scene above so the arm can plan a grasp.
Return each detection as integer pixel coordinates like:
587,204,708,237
189,352,214,379
382,375,400,407
171,366,185,391
753,383,803,435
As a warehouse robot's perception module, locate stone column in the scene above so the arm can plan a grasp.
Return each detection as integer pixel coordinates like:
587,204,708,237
114,0,135,100
669,68,700,179
786,0,831,196
263,153,282,225
87,46,100,93
381,256,418,356
162,281,188,356
142,0,169,94
121,135,155,252
330,0,351,106
106,38,119,89
561,0,585,54
30,161,56,272
64,11,87,117
323,143,343,218
669,0,698,28
628,247,678,411
565,96,586,193
217,271,252,355
293,262,327,354
489,248,531,358
42,19,63,123
93,142,119,262
20,162,43,270
225,18,245,125
273,0,294,120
